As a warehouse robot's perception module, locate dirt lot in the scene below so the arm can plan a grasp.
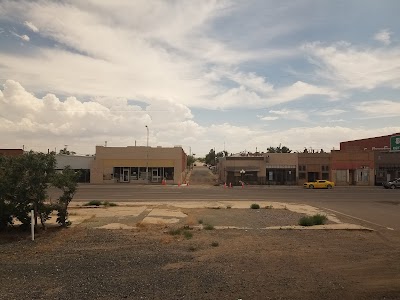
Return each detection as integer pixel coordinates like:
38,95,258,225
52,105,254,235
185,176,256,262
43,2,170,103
1,206,400,300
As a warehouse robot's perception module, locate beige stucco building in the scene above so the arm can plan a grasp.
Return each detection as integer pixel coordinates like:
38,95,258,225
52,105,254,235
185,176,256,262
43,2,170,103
90,146,187,184
218,153,299,185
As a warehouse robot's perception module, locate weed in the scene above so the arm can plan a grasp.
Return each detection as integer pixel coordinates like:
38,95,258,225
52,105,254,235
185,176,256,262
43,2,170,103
204,224,214,230
284,205,288,210
312,214,328,225
299,214,328,226
226,205,232,209
265,205,273,209
83,200,102,206
198,219,204,224
183,231,193,239
250,203,260,209
168,228,182,235
103,201,118,207
211,241,219,247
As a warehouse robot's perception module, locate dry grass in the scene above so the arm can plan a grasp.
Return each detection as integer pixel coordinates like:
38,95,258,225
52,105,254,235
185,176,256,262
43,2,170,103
184,215,197,226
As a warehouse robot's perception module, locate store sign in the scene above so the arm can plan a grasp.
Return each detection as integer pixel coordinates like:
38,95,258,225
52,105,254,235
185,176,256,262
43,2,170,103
390,135,400,151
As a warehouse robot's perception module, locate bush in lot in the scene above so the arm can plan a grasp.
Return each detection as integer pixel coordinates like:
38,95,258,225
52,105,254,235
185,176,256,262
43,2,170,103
250,203,260,209
299,214,328,226
211,241,219,247
204,224,214,230
103,201,118,207
83,200,102,206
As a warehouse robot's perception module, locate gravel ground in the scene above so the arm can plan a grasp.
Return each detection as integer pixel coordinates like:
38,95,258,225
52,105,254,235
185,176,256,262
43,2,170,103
1,225,400,300
182,207,311,228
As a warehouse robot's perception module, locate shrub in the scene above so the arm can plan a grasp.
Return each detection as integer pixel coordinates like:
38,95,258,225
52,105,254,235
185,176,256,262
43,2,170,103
226,205,232,209
84,200,102,206
211,241,219,247
265,205,273,209
198,219,203,224
312,214,328,225
183,231,193,239
250,203,260,209
103,201,118,207
204,224,214,230
168,228,182,235
299,214,328,226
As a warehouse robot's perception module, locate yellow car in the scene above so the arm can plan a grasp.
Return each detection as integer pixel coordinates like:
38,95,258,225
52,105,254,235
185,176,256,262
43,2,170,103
303,180,335,189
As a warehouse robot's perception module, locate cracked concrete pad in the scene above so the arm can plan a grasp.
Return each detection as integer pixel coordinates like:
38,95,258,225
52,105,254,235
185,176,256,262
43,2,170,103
141,217,181,224
147,208,187,218
96,223,136,230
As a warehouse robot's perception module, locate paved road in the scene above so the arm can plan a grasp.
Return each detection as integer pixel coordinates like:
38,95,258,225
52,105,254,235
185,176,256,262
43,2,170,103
66,182,400,232
58,167,400,232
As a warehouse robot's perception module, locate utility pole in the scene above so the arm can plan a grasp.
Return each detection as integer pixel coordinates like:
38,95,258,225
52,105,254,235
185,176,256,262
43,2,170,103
145,125,149,183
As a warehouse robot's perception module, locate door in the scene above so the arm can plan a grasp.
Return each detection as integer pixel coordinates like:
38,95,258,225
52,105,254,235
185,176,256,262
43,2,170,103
152,168,159,182
121,168,129,182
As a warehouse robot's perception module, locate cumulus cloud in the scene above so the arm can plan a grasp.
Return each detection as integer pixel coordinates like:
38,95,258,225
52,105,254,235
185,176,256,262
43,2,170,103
374,29,392,45
24,20,39,32
0,80,199,154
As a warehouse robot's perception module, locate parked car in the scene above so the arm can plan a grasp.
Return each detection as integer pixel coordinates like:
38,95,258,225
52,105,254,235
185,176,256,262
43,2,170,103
382,178,400,189
303,180,335,189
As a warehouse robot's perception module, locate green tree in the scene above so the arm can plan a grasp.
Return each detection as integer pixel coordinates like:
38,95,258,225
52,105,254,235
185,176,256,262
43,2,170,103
52,166,80,227
186,155,196,167
267,145,292,153
205,149,216,165
0,151,56,230
59,147,76,155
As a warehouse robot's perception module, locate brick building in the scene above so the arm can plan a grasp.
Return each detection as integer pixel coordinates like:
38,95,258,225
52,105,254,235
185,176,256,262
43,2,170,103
0,149,24,157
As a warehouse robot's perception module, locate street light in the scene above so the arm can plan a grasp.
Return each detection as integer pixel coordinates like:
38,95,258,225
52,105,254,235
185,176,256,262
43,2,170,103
240,169,246,183
145,125,149,183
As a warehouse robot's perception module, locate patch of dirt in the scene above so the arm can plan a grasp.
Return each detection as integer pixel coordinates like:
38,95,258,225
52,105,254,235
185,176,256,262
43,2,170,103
1,227,399,299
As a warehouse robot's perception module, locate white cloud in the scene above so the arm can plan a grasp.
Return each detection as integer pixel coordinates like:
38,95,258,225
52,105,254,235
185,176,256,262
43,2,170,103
259,116,279,121
0,80,199,154
317,109,346,116
303,42,400,89
355,100,400,117
374,29,392,45
269,109,309,122
24,21,39,32
12,32,29,41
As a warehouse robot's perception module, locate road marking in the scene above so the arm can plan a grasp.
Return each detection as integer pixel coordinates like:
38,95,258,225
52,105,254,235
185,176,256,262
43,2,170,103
320,207,395,231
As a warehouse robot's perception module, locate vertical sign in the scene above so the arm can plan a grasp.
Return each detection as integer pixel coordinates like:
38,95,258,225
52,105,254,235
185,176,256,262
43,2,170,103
390,135,400,151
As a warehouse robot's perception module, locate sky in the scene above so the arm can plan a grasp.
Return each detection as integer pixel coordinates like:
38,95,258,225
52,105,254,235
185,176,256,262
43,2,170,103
0,0,400,156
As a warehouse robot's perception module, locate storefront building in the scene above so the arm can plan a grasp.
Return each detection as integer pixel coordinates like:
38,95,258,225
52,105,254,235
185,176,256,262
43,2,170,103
90,146,187,184
297,153,331,185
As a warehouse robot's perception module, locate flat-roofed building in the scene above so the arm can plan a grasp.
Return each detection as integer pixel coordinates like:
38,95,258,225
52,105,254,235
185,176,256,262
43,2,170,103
56,154,94,183
90,146,187,184
0,149,24,157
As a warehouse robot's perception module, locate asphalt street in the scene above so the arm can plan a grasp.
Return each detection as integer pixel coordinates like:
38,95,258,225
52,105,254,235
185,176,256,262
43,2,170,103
62,166,400,231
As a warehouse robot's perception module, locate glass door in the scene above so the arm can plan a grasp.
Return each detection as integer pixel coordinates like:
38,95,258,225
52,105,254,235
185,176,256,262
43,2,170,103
121,167,130,182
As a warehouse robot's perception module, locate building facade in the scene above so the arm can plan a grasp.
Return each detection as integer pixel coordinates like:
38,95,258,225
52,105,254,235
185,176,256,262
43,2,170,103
90,146,187,184
297,153,331,185
218,155,266,185
265,153,298,185
0,149,24,157
56,154,94,183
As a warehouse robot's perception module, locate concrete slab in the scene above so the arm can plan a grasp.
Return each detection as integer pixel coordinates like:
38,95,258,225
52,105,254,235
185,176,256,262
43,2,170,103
147,208,187,218
141,217,181,224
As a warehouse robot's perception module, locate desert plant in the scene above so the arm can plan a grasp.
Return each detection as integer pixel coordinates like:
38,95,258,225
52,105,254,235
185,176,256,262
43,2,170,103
83,200,102,206
226,205,232,209
168,228,182,235
265,205,273,209
103,201,118,207
204,224,214,230
299,214,328,226
312,214,328,225
211,241,219,247
183,231,193,239
250,203,260,209
198,219,204,224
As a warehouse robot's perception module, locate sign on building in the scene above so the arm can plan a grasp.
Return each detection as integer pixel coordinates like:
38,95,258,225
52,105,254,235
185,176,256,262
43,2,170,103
391,135,400,151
